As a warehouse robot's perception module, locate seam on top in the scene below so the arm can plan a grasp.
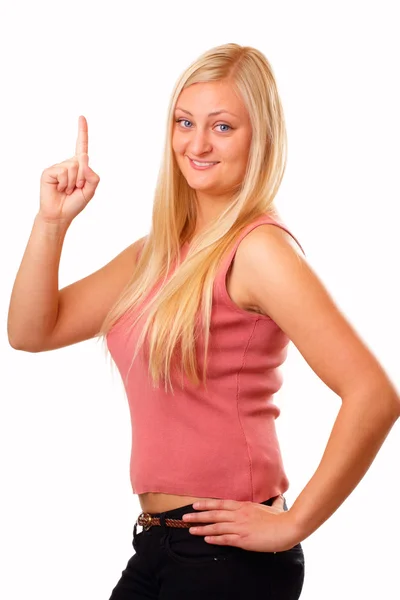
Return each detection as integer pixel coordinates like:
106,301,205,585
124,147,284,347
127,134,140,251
235,318,261,502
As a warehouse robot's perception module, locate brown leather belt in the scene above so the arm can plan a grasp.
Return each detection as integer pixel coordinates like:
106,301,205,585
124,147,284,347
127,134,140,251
137,509,279,553
137,496,285,532
138,512,191,531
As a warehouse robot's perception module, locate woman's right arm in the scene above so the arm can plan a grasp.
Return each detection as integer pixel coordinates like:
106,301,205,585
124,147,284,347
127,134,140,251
7,212,145,352
8,114,145,352
8,212,69,350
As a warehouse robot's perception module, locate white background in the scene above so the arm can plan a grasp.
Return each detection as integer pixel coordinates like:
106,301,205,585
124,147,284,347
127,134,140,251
1,1,399,598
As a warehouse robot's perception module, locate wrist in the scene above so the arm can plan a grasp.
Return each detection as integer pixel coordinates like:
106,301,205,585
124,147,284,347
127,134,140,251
283,508,307,547
35,212,72,235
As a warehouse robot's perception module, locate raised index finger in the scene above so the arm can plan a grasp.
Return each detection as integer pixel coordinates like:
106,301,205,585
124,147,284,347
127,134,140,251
75,115,88,157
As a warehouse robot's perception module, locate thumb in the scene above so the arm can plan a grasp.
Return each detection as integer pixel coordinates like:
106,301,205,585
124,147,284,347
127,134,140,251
83,163,100,183
80,164,100,196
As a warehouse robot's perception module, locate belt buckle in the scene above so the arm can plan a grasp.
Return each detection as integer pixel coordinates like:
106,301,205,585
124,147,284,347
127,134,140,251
140,513,153,531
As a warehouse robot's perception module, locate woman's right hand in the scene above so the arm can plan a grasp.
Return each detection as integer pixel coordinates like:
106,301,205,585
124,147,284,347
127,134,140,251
39,115,100,225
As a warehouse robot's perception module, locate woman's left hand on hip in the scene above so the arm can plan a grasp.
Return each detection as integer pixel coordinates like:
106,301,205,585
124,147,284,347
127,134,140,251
181,495,300,553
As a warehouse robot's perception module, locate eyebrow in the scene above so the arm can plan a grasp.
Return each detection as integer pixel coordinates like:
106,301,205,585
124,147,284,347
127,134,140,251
175,107,239,118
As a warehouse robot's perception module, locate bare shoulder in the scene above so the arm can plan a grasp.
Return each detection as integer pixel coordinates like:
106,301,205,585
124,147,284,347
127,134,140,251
235,223,389,398
231,224,303,315
240,222,304,255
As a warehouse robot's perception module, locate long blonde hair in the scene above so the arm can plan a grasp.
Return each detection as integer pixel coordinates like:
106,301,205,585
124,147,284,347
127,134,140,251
97,42,288,394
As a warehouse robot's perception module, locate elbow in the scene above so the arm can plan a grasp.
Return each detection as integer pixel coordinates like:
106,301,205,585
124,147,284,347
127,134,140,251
378,386,400,422
7,320,47,352
382,381,400,420
391,393,400,420
8,336,42,353
342,377,400,423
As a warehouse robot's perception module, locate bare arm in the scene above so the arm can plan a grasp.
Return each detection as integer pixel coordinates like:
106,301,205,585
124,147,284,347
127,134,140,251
240,224,400,542
8,212,145,352
289,384,399,544
8,213,69,350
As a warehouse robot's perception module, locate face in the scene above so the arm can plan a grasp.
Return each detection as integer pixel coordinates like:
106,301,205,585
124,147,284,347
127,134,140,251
172,80,252,204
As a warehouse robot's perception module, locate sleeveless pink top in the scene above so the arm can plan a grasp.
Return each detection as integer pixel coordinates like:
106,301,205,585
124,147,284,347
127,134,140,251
106,212,305,502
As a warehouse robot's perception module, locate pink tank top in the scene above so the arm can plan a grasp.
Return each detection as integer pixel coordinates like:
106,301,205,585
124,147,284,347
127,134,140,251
106,212,305,502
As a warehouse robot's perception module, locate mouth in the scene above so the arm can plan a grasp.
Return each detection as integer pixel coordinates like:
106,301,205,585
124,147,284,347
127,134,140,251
187,157,220,170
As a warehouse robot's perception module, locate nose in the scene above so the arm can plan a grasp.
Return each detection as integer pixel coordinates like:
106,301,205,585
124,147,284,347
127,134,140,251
188,127,213,156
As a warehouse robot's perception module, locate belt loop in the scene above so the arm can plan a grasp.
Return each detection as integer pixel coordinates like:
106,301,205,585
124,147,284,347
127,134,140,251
132,521,139,549
159,511,168,535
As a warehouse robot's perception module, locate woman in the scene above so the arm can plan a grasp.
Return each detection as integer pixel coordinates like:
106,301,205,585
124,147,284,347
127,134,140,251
8,43,400,599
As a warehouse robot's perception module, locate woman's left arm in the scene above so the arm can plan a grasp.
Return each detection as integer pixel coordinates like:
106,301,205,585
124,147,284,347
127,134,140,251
287,382,400,542
239,224,400,542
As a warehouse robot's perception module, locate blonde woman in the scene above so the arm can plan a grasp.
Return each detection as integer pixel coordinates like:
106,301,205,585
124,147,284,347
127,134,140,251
8,43,400,599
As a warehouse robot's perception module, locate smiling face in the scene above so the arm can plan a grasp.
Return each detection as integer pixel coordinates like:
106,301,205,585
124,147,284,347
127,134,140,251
172,80,252,205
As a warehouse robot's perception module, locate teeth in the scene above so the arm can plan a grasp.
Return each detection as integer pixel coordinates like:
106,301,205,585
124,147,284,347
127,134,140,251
192,159,217,166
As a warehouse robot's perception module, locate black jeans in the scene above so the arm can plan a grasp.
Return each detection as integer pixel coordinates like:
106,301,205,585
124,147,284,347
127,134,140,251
109,496,305,599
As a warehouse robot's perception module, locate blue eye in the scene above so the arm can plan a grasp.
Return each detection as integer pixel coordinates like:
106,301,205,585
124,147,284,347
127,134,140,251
217,123,231,132
175,119,231,132
176,119,192,128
